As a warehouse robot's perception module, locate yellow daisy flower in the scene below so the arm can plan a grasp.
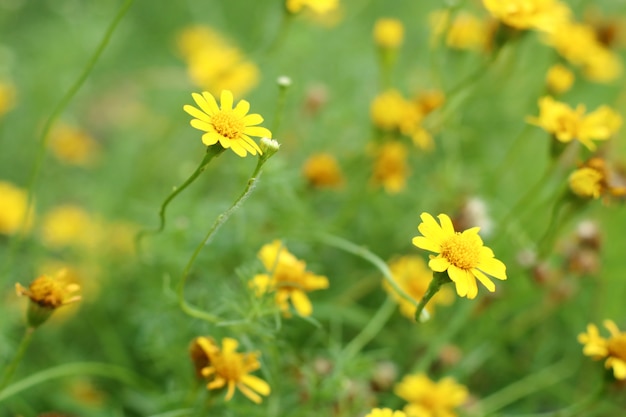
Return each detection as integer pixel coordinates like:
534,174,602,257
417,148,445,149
412,213,507,299
395,373,468,417
365,408,406,417
192,336,270,403
183,90,272,157
578,320,626,380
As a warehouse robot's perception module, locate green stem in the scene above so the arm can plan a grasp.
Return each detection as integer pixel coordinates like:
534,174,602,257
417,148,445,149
0,361,152,402
316,233,426,321
135,146,225,251
476,358,576,415
414,271,451,322
0,327,35,393
341,296,396,360
177,156,269,323
1,0,135,279
272,79,291,134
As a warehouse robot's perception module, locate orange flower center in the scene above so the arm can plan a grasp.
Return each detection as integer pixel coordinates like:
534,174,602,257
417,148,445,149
608,335,626,361
211,111,244,140
441,233,480,270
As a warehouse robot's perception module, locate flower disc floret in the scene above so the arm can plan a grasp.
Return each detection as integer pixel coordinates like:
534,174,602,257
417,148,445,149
184,89,272,157
412,213,506,299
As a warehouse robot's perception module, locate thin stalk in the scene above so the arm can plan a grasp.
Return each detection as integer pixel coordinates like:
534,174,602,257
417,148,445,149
341,296,396,361
1,0,135,279
177,157,269,323
413,271,451,322
0,327,35,393
135,146,225,252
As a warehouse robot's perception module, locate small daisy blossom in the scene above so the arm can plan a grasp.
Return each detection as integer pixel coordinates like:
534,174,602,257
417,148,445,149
183,89,272,157
395,372,468,417
365,408,406,417
412,213,507,299
578,320,626,379
191,336,271,403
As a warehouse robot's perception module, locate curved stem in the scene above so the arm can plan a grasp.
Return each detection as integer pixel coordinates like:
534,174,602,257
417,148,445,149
1,0,135,279
316,233,427,321
413,271,451,322
135,146,225,251
0,327,35,393
341,296,396,361
0,361,152,402
177,157,268,323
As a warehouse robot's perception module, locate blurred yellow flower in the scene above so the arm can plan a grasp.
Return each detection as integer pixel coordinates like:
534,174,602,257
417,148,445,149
286,0,338,15
184,90,271,157
482,0,571,32
545,64,574,94
371,141,409,194
177,25,259,97
0,81,16,117
395,373,468,417
568,157,626,200
526,96,622,151
16,269,81,327
366,408,406,417
544,22,622,83
383,255,453,319
446,12,490,51
0,181,34,236
412,213,507,299
373,18,404,49
578,320,626,380
41,205,101,250
49,123,101,166
302,153,344,188
192,336,270,403
371,90,411,131
250,240,329,317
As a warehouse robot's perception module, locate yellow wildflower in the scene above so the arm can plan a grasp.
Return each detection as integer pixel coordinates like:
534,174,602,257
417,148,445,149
383,256,453,319
526,96,622,151
366,408,407,417
578,320,626,380
415,90,445,116
49,123,101,166
373,18,404,49
568,157,626,200
395,373,468,417
177,26,259,97
482,0,571,33
545,64,574,94
41,205,101,250
0,81,16,117
250,240,329,317
191,336,270,403
302,153,344,188
544,22,622,83
184,90,272,157
0,181,34,236
412,213,507,299
16,269,81,327
286,0,339,15
371,141,410,194
371,90,412,131
446,12,490,51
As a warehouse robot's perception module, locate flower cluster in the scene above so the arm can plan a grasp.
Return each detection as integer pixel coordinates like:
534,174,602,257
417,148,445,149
190,336,270,403
176,25,259,97
250,240,329,317
578,320,626,380
568,157,626,200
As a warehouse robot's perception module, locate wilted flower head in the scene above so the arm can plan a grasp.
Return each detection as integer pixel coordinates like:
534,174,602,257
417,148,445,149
184,90,272,157
526,96,622,151
578,320,626,380
0,181,34,236
250,240,329,317
412,213,507,299
383,255,453,319
373,18,404,49
395,373,468,417
191,336,270,403
16,269,81,327
302,153,344,188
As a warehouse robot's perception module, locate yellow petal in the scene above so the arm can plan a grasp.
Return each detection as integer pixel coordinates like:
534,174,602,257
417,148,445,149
242,113,264,126
244,125,272,138
241,374,271,395
290,289,313,316
184,104,211,123
220,90,234,111
478,256,507,280
202,132,220,146
437,213,456,235
428,256,449,272
193,92,218,116
447,265,468,297
190,119,212,132
412,236,441,253
200,91,220,114
233,99,250,117
472,268,495,292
